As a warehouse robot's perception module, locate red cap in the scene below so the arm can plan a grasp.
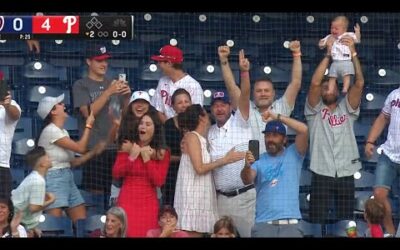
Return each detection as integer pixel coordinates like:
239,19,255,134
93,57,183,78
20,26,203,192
151,45,183,64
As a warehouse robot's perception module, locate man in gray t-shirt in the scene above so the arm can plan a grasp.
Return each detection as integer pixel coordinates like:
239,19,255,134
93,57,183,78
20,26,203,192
72,44,131,196
305,36,364,224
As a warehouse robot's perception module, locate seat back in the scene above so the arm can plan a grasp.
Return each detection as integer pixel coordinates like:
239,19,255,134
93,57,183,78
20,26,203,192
37,214,74,237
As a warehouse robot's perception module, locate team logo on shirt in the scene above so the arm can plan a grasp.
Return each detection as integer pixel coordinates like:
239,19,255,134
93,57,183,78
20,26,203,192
321,108,348,127
270,179,278,187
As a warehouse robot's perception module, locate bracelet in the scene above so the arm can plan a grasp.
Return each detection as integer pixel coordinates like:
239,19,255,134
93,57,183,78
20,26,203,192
221,61,228,65
292,52,302,57
85,124,93,129
240,71,249,77
366,141,375,145
277,113,281,121
352,52,358,58
325,53,331,58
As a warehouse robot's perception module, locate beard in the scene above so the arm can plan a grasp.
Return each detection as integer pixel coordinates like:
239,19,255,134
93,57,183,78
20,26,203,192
322,94,338,106
266,142,284,155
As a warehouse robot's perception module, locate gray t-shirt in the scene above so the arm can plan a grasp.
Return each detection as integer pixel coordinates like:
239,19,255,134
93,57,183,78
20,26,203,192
72,77,117,149
305,96,361,177
249,96,293,154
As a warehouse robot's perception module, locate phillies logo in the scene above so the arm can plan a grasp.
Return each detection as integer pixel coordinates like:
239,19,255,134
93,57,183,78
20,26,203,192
161,90,172,106
0,16,4,32
321,108,348,127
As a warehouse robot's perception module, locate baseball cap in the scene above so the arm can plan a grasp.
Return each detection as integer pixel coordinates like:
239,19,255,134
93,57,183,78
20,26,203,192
262,120,286,136
151,45,184,64
37,94,65,120
86,45,111,60
129,91,151,104
211,90,230,105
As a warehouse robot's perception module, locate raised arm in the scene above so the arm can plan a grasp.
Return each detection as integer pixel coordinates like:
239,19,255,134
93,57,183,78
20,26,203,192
238,49,251,120
241,151,257,185
78,80,130,119
345,36,364,110
308,39,333,108
283,40,302,108
1,92,21,121
218,46,241,110
54,112,95,154
262,109,308,155
354,23,361,43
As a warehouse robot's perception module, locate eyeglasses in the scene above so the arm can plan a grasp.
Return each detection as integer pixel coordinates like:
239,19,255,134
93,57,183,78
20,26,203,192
213,91,225,98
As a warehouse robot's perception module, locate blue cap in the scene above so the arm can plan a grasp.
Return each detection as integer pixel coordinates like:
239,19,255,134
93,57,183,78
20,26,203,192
211,90,230,105
262,120,286,135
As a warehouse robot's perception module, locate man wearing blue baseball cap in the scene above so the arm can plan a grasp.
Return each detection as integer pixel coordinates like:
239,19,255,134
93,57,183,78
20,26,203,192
241,109,308,237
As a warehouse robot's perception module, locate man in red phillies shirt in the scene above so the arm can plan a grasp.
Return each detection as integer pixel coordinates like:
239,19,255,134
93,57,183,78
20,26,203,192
305,36,364,224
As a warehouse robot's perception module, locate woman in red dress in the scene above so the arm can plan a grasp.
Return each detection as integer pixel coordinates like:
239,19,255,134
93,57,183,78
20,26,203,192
112,111,170,237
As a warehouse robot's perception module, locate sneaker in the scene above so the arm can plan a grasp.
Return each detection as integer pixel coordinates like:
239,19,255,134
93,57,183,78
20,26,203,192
384,233,394,238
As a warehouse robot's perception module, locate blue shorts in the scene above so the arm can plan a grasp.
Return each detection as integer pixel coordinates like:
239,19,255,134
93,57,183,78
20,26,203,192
374,152,400,190
46,168,84,209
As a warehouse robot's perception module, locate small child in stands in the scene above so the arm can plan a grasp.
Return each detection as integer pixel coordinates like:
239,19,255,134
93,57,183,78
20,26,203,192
211,216,237,238
364,198,385,238
319,15,360,95
11,147,55,237
146,205,189,238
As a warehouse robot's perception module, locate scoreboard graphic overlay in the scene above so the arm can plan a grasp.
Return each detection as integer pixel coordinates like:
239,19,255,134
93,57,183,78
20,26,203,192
0,15,134,40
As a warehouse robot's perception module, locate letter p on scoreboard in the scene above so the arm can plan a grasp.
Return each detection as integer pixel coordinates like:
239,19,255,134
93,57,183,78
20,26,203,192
33,16,79,34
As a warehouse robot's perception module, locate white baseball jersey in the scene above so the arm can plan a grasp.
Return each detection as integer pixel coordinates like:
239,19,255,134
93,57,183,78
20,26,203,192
151,74,204,119
379,88,400,164
321,32,359,61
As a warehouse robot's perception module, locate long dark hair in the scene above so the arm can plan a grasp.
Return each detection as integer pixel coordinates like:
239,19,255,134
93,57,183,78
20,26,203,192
35,107,55,145
178,104,206,132
0,197,14,237
133,110,166,151
117,106,158,147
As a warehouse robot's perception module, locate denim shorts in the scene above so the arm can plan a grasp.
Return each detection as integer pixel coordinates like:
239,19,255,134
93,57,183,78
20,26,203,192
374,152,400,189
46,168,84,209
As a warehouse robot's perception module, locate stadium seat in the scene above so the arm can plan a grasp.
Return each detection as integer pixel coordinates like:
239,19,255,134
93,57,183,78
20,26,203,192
192,64,223,82
23,61,67,81
28,85,71,105
12,138,35,156
360,91,385,112
354,170,375,190
13,117,33,142
37,214,74,237
75,214,105,238
10,168,25,189
139,63,163,82
298,220,323,237
250,65,290,89
369,68,400,86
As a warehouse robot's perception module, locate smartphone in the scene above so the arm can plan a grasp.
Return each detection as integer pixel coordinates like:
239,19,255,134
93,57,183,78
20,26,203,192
0,80,9,100
248,140,260,161
118,73,126,82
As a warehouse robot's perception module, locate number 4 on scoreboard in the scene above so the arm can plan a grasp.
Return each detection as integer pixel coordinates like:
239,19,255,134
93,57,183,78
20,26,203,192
32,16,79,34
